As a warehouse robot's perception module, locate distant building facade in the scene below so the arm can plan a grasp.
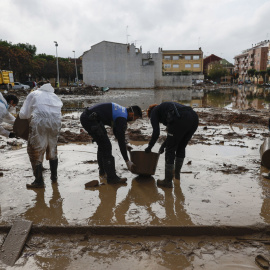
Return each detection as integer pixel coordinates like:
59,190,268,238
234,40,270,81
219,59,234,84
161,49,203,75
203,54,222,76
82,41,204,88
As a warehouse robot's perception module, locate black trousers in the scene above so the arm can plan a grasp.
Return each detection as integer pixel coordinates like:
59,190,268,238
80,111,113,160
165,109,198,164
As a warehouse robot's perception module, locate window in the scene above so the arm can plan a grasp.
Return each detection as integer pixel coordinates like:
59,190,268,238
193,64,200,68
185,55,191,60
173,64,179,68
164,56,171,60
172,56,179,60
185,64,191,68
164,64,171,68
193,55,199,60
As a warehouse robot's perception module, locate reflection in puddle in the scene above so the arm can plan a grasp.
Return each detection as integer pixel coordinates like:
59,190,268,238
60,86,270,114
1,88,270,228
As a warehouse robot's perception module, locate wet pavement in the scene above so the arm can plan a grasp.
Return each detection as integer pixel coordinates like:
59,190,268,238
1,87,270,269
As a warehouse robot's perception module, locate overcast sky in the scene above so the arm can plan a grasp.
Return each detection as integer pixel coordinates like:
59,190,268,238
1,0,270,63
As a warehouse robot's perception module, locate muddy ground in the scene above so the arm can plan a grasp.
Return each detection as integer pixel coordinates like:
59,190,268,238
1,88,270,269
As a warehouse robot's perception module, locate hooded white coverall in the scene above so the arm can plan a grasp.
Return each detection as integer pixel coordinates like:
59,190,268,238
19,83,63,167
0,93,15,137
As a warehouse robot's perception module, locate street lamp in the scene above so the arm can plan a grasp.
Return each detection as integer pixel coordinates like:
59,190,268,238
54,41,60,87
72,50,78,83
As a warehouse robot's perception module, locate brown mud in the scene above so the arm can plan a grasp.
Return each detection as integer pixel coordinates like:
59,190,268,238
1,88,270,269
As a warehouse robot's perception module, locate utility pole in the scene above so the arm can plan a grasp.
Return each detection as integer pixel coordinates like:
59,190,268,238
72,50,78,83
54,41,60,87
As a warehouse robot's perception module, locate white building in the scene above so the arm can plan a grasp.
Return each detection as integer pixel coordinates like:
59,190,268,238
82,41,199,88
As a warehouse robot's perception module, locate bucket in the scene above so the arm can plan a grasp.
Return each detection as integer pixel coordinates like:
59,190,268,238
129,151,159,176
13,115,29,140
260,137,270,169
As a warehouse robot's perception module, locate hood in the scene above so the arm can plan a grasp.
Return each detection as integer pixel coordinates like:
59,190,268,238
0,93,8,108
39,83,55,93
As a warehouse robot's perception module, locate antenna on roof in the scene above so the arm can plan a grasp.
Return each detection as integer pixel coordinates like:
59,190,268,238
132,40,141,46
126,26,130,44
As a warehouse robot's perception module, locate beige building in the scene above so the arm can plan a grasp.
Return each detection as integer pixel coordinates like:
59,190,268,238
162,48,203,75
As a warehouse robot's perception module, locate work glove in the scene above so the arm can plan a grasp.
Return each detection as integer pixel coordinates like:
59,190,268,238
126,160,135,171
9,132,16,138
126,145,133,152
158,145,165,154
144,145,152,153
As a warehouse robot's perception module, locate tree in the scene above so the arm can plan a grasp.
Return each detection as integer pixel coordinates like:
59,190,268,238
254,70,260,84
0,39,80,84
233,72,239,83
181,70,191,75
260,70,266,83
208,63,227,81
15,43,37,57
247,69,256,78
266,67,270,83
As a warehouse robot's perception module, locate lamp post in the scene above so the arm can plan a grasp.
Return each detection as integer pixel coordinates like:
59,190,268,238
54,41,60,87
72,50,78,83
8,46,11,70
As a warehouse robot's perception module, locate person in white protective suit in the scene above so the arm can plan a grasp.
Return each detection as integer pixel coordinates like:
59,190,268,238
19,81,63,189
0,93,19,138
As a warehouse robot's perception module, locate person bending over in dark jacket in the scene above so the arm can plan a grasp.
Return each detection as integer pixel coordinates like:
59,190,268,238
80,102,142,184
145,102,199,188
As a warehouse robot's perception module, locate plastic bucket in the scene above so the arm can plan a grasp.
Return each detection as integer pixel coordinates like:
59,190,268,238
260,137,270,169
13,115,29,140
129,151,159,176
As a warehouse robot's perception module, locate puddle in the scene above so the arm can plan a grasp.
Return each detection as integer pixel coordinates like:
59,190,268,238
58,87,270,113
0,123,269,226
1,88,270,269
1,234,268,270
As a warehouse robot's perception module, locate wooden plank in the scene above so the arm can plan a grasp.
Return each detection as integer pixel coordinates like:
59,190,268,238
0,220,32,266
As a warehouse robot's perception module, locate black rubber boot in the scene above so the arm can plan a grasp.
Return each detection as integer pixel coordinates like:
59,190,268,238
26,164,45,188
157,163,174,188
174,157,184,180
97,150,106,179
103,156,127,184
49,158,58,182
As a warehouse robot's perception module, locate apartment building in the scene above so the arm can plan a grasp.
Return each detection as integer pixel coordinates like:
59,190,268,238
162,48,203,75
234,40,270,81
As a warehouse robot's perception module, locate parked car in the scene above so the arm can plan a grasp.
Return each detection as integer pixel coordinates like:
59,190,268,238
23,81,36,88
13,82,30,90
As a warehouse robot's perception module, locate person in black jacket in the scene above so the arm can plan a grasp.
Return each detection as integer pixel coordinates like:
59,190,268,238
80,103,142,184
145,102,198,188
